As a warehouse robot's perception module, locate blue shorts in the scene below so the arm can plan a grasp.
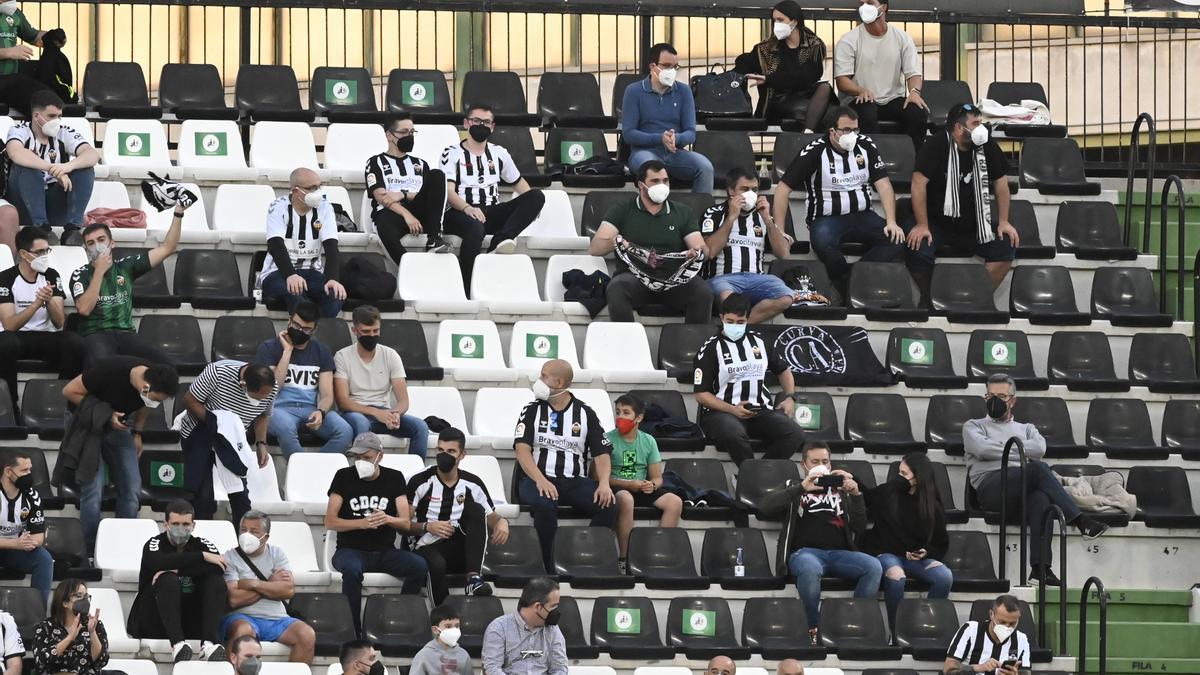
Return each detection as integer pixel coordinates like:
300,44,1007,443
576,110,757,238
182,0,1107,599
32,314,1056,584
709,273,794,304
221,613,299,642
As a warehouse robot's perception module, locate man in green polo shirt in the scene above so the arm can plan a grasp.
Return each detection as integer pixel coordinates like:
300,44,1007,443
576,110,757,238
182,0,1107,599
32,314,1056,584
589,159,712,323
0,6,63,115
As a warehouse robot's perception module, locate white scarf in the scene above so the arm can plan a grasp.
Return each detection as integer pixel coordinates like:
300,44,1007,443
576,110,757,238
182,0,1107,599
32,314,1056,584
943,131,994,243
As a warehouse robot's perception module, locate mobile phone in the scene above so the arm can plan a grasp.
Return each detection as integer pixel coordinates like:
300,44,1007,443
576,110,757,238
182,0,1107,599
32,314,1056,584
1002,659,1020,670
815,474,845,488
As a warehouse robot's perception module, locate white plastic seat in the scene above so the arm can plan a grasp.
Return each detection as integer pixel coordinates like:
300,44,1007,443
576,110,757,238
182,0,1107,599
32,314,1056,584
212,457,291,515
263,520,331,587
192,519,237,552
323,123,387,182
100,119,172,178
458,454,517,518
508,320,589,382
570,668,616,675
406,386,478,447
249,121,319,182
327,666,344,675
412,124,460,165
139,182,219,244
542,254,611,317
213,184,277,243
518,190,587,250
0,246,11,271
95,518,160,582
470,254,553,315
633,668,692,675
47,246,88,298
571,388,616,430
174,662,234,675
109,661,159,675
434,320,516,382
90,591,142,654
320,185,368,248
380,454,427,476
471,387,533,450
261,664,312,675
0,116,15,142
398,252,480,314
177,119,255,181
285,453,351,516
583,322,667,384
61,117,95,146
85,181,142,242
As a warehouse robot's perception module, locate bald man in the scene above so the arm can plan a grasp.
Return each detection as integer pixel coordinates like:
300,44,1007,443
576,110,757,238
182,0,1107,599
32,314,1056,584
706,656,736,675
776,659,804,675
514,360,617,572
258,167,347,318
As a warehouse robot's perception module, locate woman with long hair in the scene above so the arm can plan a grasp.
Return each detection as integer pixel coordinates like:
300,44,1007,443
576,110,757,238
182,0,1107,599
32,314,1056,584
734,0,834,129
32,579,118,675
861,452,953,635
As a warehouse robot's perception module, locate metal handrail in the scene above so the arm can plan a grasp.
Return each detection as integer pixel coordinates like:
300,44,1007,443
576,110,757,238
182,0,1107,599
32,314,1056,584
997,436,1028,587
1193,250,1200,370
1036,505,1068,655
1079,576,1109,675
1123,113,1155,250
1158,175,1187,317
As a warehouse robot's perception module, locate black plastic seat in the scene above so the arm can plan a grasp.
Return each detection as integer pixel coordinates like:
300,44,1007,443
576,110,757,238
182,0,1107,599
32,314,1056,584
986,81,1067,138
44,517,100,581
555,596,599,660
1009,266,1090,325
926,395,987,457
1047,331,1129,392
692,131,768,190
26,449,63,510
0,587,46,641
922,80,973,128
488,126,550,187
627,389,703,452
139,404,178,445
21,380,67,441
845,393,926,455
0,383,24,440
211,316,276,363
175,249,255,310
871,133,916,192
611,73,642,123
385,69,458,124
966,329,1048,390
894,598,961,660
833,460,877,491
591,596,674,660
790,391,851,453
363,594,430,656
742,597,827,659
628,527,707,590
138,449,190,509
1128,333,1200,392
862,671,921,675
944,531,1008,593
885,461,966,524
288,593,356,656
379,319,442,380
669,193,718,224
538,72,617,128
967,598,1052,662
160,64,238,120
1091,267,1172,327
553,527,633,589
1055,201,1138,260
734,459,800,518
314,318,353,355
1005,199,1055,258
848,262,928,322
342,253,404,313
930,263,1008,323
771,132,819,180
700,528,782,590
1086,398,1166,461
113,247,180,309
660,457,741,522
441,596,503,657
1020,138,1100,195
769,259,845,318
1162,400,1200,461
1012,396,1086,458
666,596,751,660
820,598,901,660
544,128,624,188
460,71,539,126
479,525,544,588
234,65,315,122
886,327,968,389
83,62,161,118
310,66,383,123
580,190,628,238
656,322,717,383
1127,466,1200,528
137,315,207,375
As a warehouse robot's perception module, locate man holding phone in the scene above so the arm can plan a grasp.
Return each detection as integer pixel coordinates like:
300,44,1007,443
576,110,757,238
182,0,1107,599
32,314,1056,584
943,594,1030,674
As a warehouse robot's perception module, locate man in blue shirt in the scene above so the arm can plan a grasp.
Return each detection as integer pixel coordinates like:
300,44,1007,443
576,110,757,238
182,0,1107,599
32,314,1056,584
621,43,714,194
255,301,353,457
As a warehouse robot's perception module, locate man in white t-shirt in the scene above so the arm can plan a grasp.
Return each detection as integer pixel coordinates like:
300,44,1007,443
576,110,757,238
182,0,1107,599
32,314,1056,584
334,304,428,457
833,0,929,148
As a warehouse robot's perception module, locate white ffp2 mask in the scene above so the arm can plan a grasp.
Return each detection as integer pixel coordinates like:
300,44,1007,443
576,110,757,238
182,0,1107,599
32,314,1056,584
859,3,880,24
646,183,670,204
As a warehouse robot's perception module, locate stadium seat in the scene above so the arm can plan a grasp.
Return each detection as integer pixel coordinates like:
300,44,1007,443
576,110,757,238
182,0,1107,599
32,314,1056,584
455,454,514,516
137,314,207,375
769,259,844,317
0,384,22,437
160,63,238,120
610,73,641,121
434,320,515,382
289,593,355,655
490,126,550,187
583,322,667,384
262,521,329,585
1162,400,1200,460
844,393,925,455
259,665,309,675
742,597,826,659
406,386,473,448
211,316,277,362
108,660,157,675
0,245,11,271
966,329,1049,390
847,262,928,321
700,528,781,590
363,594,429,656
819,598,900,660
338,252,400,310
771,131,819,180
894,598,961,661
174,249,255,310
235,65,315,122
922,80,973,128
662,457,734,504
1091,267,1173,327
626,389,704,453
285,454,351,515
1047,331,1128,391
87,179,132,212
0,587,39,641
519,190,588,249
628,528,707,590
399,253,480,314
176,120,255,182
1004,199,1055,258
885,461,967,523
1126,466,1200,528
61,117,94,147
471,387,534,449
1127,333,1200,392
553,527,633,589
591,596,674,660
926,395,987,456
966,599,1052,662
930,262,1008,323
541,254,610,316
944,531,1008,593
544,129,624,188
139,181,215,241
379,319,442,381
44,517,98,580
212,184,277,241
509,321,583,377
1011,396,1086,458
95,518,159,582
378,454,426,481
1009,266,1090,325
538,72,617,128
1086,398,1167,460
1019,138,1101,195
137,449,191,508
870,134,916,192
173,662,234,675
411,124,460,167
734,459,800,517
656,322,716,384
19,379,67,440
1055,201,1138,260
460,71,539,126
693,131,768,190
84,61,161,118
312,316,352,355
385,69,458,123
556,597,601,659
310,66,383,123
323,123,388,182
569,667,612,675
98,119,171,178
192,519,237,553
480,524,544,587
885,327,968,389
580,190,627,237
666,596,750,659
834,459,878,491
106,246,179,309
249,121,319,182
986,81,1067,137
90,589,142,653
22,451,60,512
441,595,503,657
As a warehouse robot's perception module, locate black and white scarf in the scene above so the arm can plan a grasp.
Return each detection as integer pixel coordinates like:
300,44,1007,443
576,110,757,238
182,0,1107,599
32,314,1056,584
614,235,706,292
943,132,993,243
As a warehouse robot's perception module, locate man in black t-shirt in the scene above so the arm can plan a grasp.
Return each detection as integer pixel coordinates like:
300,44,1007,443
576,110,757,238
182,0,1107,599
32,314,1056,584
907,103,1020,302
325,432,427,637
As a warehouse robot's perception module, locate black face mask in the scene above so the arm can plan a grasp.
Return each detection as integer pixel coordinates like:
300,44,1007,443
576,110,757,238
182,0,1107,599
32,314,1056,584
436,452,456,473
541,605,561,626
890,474,911,491
395,134,415,153
357,335,379,351
12,473,33,492
287,327,311,346
986,396,1009,420
71,598,89,617
469,125,492,143
368,661,385,675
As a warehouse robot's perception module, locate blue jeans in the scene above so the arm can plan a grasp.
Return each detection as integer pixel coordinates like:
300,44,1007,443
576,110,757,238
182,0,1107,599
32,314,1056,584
344,407,429,458
8,164,96,229
518,475,617,572
260,269,343,318
877,552,954,630
0,547,54,603
788,547,883,629
628,147,714,193
268,401,353,458
331,547,428,636
78,423,142,552
809,210,904,284
974,461,1082,567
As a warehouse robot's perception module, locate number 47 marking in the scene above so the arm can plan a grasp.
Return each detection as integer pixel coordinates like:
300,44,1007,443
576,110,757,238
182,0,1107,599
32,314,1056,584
1163,546,1179,555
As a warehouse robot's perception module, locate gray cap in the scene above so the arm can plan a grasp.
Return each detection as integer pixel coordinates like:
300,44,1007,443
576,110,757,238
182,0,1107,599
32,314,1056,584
347,432,383,455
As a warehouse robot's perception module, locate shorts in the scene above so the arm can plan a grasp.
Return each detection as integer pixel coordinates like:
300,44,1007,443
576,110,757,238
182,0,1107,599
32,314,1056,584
709,273,794,304
619,486,674,508
221,613,299,642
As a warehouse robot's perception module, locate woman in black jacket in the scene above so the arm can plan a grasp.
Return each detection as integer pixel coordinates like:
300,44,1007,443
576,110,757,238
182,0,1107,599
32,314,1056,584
734,0,833,129
861,452,953,634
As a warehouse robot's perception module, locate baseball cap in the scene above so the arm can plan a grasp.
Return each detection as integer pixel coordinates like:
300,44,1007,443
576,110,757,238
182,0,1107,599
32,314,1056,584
347,432,383,455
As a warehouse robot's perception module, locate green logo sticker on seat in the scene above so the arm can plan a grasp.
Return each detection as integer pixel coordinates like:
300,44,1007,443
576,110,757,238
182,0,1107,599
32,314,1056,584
151,461,184,487
984,340,1017,367
451,334,484,359
682,609,716,636
607,607,640,634
562,141,593,165
119,132,151,157
901,338,934,365
794,403,821,430
326,80,358,105
526,334,558,359
195,132,227,157
402,80,434,106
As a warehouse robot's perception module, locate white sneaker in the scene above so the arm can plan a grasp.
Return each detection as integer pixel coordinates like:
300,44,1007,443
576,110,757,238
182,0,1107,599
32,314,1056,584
199,642,226,662
493,239,517,254
171,642,193,663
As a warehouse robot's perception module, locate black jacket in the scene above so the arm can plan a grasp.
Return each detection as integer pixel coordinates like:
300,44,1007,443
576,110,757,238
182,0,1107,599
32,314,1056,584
127,533,225,636
762,480,868,576
860,480,950,560
55,396,113,488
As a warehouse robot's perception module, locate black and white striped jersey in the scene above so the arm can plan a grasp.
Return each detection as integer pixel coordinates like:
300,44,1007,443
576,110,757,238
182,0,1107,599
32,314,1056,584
0,486,45,539
780,135,888,225
945,621,1031,668
258,196,338,283
694,330,787,410
439,140,521,207
179,359,277,439
365,152,431,212
514,395,612,479
406,466,495,549
699,203,768,277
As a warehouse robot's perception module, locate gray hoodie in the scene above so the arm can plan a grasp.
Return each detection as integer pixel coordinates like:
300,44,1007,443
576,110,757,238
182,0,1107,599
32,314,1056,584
963,415,1047,488
410,638,474,675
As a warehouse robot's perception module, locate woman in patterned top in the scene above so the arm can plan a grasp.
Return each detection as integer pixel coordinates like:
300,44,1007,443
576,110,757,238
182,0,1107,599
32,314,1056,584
32,579,114,675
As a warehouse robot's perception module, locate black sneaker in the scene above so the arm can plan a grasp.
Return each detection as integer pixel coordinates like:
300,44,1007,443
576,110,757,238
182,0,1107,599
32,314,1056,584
39,227,59,246
425,235,452,254
60,229,82,247
1077,516,1109,540
1029,566,1061,587
171,642,193,663
465,574,493,597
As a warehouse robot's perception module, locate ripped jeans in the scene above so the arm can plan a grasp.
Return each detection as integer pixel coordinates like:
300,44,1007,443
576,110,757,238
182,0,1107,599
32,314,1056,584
877,552,954,631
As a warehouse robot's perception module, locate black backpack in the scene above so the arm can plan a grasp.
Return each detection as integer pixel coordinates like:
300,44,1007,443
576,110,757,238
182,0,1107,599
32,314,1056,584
21,29,76,104
341,254,397,301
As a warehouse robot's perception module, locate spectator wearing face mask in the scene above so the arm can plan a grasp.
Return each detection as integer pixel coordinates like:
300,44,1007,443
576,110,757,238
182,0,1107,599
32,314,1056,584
481,577,567,675
410,605,473,675
366,112,450,261
228,635,262,675
943,594,1030,675
589,160,712,324
258,167,347,318
32,579,110,675
126,499,230,664
0,450,51,603
325,433,428,637
334,304,428,457
0,7,61,117
339,640,386,675
735,0,832,129
622,42,714,193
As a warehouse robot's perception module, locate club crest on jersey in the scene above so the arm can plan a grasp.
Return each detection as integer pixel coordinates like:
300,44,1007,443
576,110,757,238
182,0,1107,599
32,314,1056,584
752,345,762,358
753,225,763,237
47,149,57,161
456,493,466,504
487,161,496,173
413,164,423,174
313,219,322,231
116,276,125,286
571,422,582,435
856,154,866,167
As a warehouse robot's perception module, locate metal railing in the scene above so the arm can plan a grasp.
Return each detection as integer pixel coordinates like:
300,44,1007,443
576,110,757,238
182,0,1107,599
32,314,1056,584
997,435,1027,587
1157,175,1187,317
1036,505,1068,656
1079,576,1110,675
1123,113,1156,251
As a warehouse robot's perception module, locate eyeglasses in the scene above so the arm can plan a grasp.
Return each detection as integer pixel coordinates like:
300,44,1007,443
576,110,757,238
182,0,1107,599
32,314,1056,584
986,393,1014,401
287,321,317,335
71,592,92,601
297,184,322,192
655,62,679,68
24,247,51,257
835,127,858,134
391,128,418,137
466,117,495,126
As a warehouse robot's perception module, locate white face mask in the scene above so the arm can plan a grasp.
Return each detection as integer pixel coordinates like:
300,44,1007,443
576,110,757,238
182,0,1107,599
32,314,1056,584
991,622,1015,643
86,241,110,264
40,117,60,138
721,322,747,341
838,131,859,152
739,190,757,212
239,531,264,555
140,388,161,409
302,190,324,209
970,124,990,147
807,463,831,478
28,254,49,274
0,2,18,17
355,458,378,480
646,183,670,204
859,3,880,24
657,67,678,87
437,627,462,648
773,21,793,41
